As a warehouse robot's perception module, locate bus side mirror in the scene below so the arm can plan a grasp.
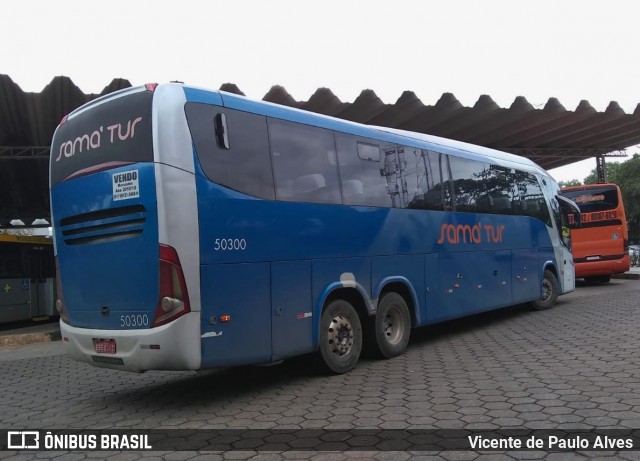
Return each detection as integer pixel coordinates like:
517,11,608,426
557,195,581,228
566,211,581,229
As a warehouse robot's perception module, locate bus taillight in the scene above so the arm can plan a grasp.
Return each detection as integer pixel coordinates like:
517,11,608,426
54,256,69,323
152,244,190,327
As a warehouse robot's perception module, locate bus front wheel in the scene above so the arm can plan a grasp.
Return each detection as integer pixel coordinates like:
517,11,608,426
531,269,558,310
318,299,362,374
366,292,411,359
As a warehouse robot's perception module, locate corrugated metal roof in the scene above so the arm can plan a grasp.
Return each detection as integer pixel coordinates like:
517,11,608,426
1,74,639,225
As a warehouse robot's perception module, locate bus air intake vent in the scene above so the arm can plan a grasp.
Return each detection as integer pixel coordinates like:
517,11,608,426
60,205,146,245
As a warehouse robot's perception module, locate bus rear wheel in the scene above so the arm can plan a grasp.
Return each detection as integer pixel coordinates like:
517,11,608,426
531,269,558,310
318,299,362,374
366,292,411,359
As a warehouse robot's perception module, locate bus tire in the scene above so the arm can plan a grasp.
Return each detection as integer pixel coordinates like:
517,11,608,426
318,299,362,374
367,292,411,359
531,269,558,310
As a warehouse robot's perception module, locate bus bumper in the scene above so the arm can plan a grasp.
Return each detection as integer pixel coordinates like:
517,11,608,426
575,257,630,278
60,312,201,372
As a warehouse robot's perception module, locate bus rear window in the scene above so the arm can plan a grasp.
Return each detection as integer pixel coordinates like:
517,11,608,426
561,186,619,213
50,91,153,185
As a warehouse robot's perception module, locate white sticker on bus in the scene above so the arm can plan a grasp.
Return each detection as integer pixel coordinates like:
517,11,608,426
113,170,140,201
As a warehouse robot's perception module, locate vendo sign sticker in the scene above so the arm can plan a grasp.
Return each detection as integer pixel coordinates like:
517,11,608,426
112,170,140,201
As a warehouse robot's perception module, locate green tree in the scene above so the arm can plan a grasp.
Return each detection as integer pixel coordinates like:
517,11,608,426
583,170,597,185
558,179,582,188
609,154,640,244
583,161,624,185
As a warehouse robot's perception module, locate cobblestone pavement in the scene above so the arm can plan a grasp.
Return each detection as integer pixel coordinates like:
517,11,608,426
1,279,640,460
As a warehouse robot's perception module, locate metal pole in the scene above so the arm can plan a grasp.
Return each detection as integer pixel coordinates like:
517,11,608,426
596,155,606,182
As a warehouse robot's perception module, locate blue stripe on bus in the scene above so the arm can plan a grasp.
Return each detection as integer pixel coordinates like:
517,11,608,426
194,175,555,365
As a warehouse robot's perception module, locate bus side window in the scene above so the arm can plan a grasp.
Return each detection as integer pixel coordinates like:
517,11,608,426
422,151,449,211
448,156,491,213
0,244,23,278
185,104,275,200
483,166,519,215
336,134,394,208
516,172,552,226
268,119,342,205
400,147,454,211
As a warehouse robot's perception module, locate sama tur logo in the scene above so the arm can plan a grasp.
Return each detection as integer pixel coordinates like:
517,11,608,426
437,223,506,245
56,116,143,162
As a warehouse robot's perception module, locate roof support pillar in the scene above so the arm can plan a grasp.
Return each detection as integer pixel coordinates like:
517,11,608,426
596,155,607,182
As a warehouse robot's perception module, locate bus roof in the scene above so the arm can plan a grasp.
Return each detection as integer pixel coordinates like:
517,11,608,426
63,82,552,179
371,126,547,175
208,87,551,177
561,182,620,191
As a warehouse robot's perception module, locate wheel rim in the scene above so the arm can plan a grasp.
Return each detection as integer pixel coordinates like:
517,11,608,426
327,313,354,357
541,277,552,302
383,306,405,345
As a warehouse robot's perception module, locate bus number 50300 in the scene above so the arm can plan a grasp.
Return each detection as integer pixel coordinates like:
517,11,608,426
214,238,247,251
120,314,150,328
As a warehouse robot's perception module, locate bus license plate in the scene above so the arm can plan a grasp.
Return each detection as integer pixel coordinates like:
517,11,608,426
94,339,116,354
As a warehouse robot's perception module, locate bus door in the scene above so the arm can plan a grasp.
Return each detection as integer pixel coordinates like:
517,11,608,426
27,253,42,316
271,261,314,361
0,243,30,323
557,195,581,292
0,278,31,323
27,251,55,318
200,263,272,367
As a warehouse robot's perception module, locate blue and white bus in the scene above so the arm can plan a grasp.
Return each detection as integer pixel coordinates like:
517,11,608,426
50,83,579,374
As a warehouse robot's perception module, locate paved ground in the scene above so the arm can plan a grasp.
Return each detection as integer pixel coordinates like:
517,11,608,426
0,278,639,460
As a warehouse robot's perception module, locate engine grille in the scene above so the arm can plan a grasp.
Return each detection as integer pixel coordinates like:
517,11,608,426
59,205,146,245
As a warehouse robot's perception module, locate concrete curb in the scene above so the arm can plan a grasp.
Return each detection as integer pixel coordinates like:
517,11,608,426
613,272,640,280
0,329,61,348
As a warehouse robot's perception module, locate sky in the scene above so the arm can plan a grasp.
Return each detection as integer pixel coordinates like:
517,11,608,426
3,0,639,183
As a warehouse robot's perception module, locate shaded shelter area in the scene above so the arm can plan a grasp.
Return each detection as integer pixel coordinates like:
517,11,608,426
1,74,640,227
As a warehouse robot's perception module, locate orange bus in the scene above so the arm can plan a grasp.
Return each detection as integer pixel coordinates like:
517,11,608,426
560,183,630,282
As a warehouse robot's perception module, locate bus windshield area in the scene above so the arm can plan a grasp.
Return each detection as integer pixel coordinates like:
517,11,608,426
561,185,619,213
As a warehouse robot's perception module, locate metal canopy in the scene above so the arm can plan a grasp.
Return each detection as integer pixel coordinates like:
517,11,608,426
2,74,639,226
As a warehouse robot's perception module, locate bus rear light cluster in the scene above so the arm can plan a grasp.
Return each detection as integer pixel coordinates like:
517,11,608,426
161,296,184,313
152,244,190,327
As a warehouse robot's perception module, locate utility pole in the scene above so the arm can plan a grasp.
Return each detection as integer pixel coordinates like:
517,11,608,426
595,154,606,182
